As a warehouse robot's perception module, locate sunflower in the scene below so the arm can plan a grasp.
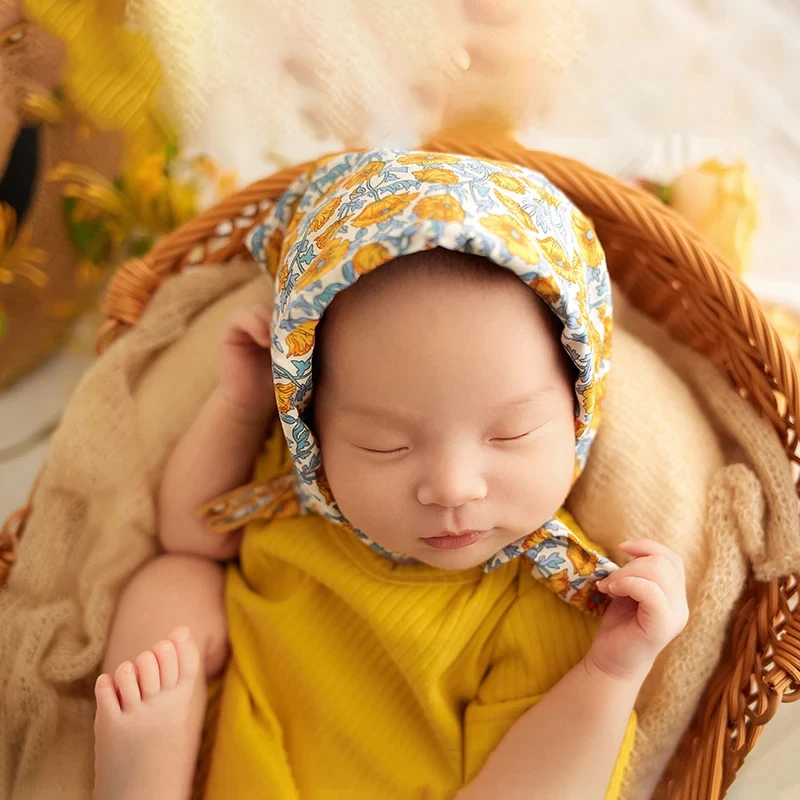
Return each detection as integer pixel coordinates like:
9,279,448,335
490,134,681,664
294,238,352,291
352,192,419,228
489,172,525,194
309,196,343,232
412,168,459,185
353,242,390,275
414,195,466,223
572,210,605,268
286,320,317,357
397,153,461,166
344,160,386,189
481,214,539,263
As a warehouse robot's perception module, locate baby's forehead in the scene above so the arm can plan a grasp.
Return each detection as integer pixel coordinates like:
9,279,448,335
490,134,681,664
315,251,568,381
328,248,530,312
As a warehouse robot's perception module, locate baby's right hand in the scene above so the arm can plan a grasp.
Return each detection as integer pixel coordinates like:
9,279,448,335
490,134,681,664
219,305,275,419
588,539,688,684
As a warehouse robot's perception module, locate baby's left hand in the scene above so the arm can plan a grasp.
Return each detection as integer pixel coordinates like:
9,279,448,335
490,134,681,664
587,539,689,683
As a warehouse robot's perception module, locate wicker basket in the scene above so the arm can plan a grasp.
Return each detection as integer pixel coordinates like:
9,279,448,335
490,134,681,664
3,137,800,798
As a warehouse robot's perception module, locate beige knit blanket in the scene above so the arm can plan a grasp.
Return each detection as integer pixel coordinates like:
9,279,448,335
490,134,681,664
1,260,799,800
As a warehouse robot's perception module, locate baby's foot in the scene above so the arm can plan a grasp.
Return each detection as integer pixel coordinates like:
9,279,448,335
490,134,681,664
93,627,201,800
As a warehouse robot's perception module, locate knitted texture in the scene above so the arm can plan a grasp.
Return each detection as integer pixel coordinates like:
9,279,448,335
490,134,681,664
0,273,797,800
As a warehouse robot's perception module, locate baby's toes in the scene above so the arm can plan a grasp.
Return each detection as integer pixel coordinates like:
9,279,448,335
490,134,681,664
153,638,179,690
135,649,161,701
114,661,141,712
170,627,200,686
94,673,121,720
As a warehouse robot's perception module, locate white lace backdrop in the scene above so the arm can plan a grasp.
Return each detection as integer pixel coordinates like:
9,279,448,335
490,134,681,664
127,0,800,294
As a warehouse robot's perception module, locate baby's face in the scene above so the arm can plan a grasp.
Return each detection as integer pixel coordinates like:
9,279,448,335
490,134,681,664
314,258,576,571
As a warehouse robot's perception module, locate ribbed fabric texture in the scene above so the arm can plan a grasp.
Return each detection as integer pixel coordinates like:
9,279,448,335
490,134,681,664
205,442,634,798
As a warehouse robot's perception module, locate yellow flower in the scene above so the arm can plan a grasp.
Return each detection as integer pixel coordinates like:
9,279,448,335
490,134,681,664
353,242,390,275
309,196,343,232
132,152,168,196
286,320,317,357
414,195,465,223
523,180,561,207
352,192,419,228
489,172,525,194
528,276,561,306
0,205,48,288
344,160,386,189
572,580,608,615
412,168,459,185
663,158,758,275
565,539,600,577
521,528,550,550
295,238,351,291
482,214,539,263
539,237,571,275
275,383,295,414
547,569,572,597
496,193,536,231
571,211,605,268
315,214,351,248
397,153,461,166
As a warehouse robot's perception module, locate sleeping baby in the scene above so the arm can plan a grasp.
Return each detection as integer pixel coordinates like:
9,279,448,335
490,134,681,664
92,150,688,800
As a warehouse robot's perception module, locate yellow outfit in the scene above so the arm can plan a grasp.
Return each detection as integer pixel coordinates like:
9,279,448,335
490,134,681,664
204,443,636,799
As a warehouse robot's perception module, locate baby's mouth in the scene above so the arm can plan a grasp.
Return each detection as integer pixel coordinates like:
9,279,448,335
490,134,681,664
420,530,493,551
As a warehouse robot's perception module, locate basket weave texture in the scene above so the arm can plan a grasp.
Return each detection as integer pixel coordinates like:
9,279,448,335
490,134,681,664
2,139,799,799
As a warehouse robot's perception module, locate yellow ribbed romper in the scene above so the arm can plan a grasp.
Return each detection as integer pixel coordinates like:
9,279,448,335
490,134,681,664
204,434,636,799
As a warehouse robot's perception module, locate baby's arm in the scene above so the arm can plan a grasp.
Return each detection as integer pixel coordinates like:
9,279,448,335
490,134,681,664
457,540,688,800
158,306,276,560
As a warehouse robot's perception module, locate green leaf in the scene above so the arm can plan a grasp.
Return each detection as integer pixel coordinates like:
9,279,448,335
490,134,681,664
62,197,113,264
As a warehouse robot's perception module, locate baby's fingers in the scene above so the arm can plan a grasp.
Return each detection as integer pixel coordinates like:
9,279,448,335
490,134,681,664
618,539,685,579
605,576,672,631
602,552,684,614
226,307,272,348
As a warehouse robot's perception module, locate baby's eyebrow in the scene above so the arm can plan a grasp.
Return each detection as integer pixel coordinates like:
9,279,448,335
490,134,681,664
495,387,559,413
338,387,559,425
337,405,416,426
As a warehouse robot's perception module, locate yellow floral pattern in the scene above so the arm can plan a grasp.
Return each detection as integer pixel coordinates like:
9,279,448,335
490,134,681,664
482,214,541,263
489,172,526,194
286,321,317,357
413,195,466,223
238,149,616,608
353,243,391,275
352,193,420,227
413,168,459,185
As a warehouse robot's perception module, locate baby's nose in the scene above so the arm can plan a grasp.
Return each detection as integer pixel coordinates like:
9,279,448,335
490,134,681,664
416,459,488,509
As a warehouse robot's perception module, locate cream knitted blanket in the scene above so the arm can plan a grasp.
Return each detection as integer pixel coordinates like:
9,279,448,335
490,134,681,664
1,262,798,800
